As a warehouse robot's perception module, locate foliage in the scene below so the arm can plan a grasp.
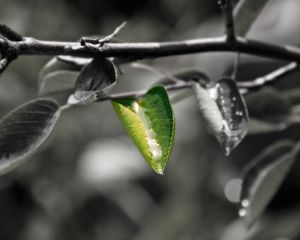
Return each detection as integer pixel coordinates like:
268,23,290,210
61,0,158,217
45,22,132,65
0,0,300,239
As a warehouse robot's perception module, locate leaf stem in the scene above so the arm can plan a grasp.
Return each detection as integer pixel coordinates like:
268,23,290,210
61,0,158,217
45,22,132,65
97,82,192,101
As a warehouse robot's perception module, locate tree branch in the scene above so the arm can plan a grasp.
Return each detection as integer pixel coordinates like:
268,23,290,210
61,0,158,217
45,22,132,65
0,36,299,63
0,21,300,95
238,62,298,89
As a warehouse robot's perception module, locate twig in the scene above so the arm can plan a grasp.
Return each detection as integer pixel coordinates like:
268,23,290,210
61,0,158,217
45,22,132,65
238,62,298,89
1,21,300,91
219,0,236,41
1,36,300,63
80,21,127,46
97,82,192,101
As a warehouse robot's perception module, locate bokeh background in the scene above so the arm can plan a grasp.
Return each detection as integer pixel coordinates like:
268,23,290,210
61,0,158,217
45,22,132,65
1,0,300,239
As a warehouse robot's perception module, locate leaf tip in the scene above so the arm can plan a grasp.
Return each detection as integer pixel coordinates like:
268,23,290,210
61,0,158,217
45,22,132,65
153,165,165,175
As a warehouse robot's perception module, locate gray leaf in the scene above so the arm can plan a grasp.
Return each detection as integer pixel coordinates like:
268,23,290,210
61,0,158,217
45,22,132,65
239,140,300,227
71,57,118,104
234,0,271,36
0,98,61,174
192,78,248,155
38,56,88,100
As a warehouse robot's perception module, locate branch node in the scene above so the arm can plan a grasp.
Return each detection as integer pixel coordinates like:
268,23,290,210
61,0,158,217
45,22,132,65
80,21,126,47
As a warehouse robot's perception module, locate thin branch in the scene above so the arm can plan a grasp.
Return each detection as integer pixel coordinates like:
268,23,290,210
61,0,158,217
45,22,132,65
80,21,127,46
0,36,299,63
0,22,23,41
219,0,236,41
97,82,192,101
238,62,298,89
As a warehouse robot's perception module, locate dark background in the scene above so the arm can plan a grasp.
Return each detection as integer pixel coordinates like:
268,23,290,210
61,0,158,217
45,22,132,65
1,0,300,239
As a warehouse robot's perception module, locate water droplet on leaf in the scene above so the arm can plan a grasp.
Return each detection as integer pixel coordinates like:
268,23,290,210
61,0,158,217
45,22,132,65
239,208,247,217
193,78,248,155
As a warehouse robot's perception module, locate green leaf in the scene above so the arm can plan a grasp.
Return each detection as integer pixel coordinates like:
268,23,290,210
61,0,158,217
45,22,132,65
69,57,118,104
239,140,300,227
192,78,248,155
234,0,270,36
112,85,175,174
0,98,61,174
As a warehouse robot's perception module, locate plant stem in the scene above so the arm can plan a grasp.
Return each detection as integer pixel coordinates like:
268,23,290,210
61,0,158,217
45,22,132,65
238,62,298,89
97,82,192,101
0,36,300,63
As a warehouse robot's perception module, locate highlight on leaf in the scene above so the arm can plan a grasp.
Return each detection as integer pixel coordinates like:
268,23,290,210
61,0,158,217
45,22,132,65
0,98,62,175
69,57,118,105
239,140,300,227
192,78,248,156
112,85,175,174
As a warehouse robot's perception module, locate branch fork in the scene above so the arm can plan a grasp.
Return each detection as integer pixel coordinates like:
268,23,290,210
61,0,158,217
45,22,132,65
0,6,299,95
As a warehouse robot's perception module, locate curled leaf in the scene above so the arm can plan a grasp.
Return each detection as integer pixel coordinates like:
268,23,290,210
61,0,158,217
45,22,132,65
70,57,118,104
192,78,248,155
239,140,300,227
112,85,175,174
39,70,79,105
0,99,61,174
38,56,88,103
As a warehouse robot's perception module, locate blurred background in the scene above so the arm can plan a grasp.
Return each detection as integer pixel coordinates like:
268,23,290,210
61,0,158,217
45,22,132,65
1,0,300,239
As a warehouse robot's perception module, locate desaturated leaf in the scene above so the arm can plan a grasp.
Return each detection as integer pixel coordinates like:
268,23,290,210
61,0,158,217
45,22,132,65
192,78,248,155
38,70,79,105
112,85,175,174
0,98,61,174
245,87,293,135
239,140,300,227
38,56,86,99
248,118,287,135
245,87,291,123
234,0,271,36
70,57,117,104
